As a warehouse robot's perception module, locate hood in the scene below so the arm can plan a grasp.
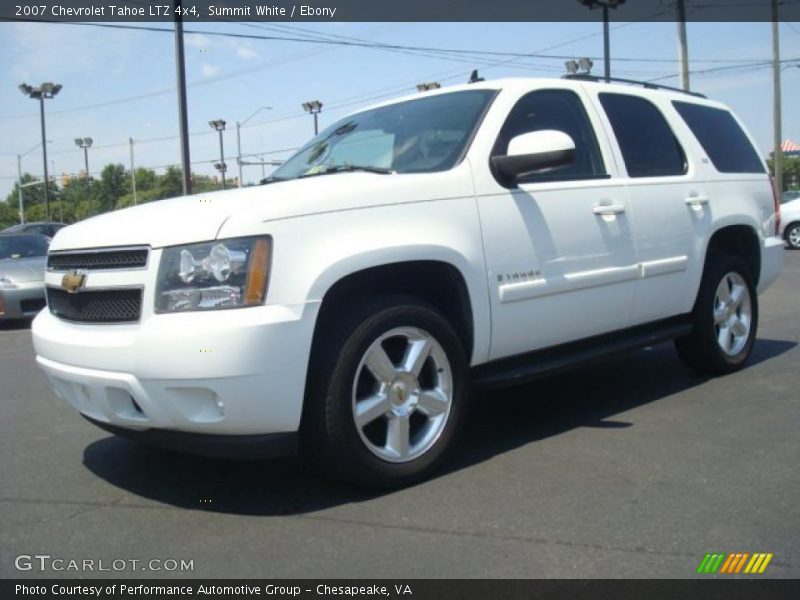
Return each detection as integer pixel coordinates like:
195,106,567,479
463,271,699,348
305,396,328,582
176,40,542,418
0,256,46,283
49,168,472,251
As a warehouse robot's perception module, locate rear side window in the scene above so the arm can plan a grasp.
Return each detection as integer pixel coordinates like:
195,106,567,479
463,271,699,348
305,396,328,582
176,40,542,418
672,101,765,174
599,93,686,178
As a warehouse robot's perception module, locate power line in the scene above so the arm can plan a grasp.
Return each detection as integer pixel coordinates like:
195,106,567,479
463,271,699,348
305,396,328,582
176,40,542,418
4,17,763,121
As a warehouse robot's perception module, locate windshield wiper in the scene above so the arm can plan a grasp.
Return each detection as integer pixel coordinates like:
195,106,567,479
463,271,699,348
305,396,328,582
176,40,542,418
298,164,395,179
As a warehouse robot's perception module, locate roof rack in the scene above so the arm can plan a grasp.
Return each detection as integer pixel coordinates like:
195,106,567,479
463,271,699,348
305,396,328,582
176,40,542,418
562,73,706,99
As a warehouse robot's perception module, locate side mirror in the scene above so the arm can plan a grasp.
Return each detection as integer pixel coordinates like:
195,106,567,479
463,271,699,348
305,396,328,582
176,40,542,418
491,130,576,184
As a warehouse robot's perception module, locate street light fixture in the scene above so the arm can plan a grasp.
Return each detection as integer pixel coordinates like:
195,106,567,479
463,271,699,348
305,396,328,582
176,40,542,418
236,106,272,188
209,119,227,189
74,137,93,181
566,58,595,75
416,82,441,92
577,0,627,82
19,81,62,222
302,100,323,136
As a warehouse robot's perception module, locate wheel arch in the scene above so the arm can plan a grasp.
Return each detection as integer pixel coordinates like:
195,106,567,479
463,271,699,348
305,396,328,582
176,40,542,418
703,223,762,286
309,255,481,364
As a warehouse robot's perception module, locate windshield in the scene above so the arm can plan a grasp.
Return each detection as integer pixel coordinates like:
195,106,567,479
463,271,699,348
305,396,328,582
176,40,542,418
0,235,49,260
272,90,496,181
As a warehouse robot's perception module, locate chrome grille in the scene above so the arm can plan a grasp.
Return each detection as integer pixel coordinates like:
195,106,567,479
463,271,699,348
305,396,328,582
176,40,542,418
47,247,148,271
46,287,142,323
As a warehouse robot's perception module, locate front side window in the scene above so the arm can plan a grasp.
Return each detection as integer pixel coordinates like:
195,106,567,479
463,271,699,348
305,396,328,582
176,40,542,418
271,90,496,181
493,89,606,183
599,93,686,178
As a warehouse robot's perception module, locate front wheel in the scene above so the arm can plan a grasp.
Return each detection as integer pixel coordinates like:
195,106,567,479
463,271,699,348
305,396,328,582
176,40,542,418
675,254,758,375
303,297,468,488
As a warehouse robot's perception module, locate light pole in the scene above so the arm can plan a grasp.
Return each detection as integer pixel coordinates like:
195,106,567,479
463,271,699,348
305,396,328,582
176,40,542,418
74,137,93,181
174,1,191,195
578,0,626,82
209,119,227,189
302,100,323,136
236,106,272,187
19,82,62,222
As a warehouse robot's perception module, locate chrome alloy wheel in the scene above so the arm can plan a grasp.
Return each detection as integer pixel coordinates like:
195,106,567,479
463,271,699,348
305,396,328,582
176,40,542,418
352,326,453,463
788,225,800,249
713,272,752,356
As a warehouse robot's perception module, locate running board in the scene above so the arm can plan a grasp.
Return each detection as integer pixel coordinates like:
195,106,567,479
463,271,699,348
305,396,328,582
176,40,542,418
471,316,692,391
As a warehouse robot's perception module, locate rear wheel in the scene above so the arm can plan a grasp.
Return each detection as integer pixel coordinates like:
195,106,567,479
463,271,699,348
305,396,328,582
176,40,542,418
785,223,800,250
675,254,758,375
303,296,468,488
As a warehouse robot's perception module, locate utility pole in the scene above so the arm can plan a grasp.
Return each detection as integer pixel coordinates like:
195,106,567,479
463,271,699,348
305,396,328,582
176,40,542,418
17,154,24,224
130,137,138,206
772,0,783,193
677,0,690,91
174,1,191,195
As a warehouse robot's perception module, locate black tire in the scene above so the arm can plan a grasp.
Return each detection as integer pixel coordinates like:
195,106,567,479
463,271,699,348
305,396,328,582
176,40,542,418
675,253,758,375
302,295,469,488
785,223,800,250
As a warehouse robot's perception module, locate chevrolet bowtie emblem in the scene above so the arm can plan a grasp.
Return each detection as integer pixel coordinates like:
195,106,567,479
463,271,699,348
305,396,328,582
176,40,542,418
61,270,88,294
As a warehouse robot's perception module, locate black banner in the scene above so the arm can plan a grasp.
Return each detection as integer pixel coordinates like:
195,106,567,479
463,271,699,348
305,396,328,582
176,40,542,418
2,0,800,23
4,580,800,600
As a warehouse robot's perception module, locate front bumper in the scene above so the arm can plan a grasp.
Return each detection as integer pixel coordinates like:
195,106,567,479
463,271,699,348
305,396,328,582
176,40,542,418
757,235,785,294
33,301,319,440
0,282,46,320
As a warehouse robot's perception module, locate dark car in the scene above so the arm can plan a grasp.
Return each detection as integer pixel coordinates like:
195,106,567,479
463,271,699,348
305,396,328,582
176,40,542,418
0,234,50,321
1,221,66,239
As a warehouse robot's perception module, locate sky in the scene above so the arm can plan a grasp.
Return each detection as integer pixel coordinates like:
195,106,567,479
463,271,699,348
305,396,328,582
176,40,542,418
1,19,800,202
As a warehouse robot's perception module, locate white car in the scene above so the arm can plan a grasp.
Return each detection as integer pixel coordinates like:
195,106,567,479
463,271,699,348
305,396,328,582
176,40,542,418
32,77,784,487
780,197,800,249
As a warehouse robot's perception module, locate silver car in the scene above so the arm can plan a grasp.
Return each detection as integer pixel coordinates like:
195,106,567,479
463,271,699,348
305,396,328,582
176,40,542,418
0,234,49,321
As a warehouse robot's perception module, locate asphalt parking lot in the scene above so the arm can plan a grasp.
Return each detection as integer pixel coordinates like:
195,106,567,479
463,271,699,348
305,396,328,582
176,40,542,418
1,252,798,580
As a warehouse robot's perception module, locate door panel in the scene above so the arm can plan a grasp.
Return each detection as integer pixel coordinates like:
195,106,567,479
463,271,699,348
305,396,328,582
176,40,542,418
590,91,709,324
477,182,637,360
474,87,639,361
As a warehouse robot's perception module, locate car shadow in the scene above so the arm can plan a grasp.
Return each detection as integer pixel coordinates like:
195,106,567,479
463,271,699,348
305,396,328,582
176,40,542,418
82,338,795,516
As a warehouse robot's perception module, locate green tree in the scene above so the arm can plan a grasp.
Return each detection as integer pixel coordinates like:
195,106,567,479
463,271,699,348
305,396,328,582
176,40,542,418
0,200,18,229
157,166,184,200
767,155,800,191
95,164,128,212
193,174,222,194
133,167,158,192
3,173,57,222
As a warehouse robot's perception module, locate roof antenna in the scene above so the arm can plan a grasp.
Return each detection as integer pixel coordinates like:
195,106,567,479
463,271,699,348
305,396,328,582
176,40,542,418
468,69,484,84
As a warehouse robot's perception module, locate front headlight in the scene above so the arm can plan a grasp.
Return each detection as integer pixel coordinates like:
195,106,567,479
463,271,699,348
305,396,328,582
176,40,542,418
0,275,18,290
156,236,271,313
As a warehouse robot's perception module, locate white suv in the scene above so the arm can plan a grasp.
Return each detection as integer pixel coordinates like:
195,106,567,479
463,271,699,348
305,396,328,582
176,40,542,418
32,77,784,487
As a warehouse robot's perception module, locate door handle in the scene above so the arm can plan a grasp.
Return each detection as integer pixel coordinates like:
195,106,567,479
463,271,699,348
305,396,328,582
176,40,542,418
593,203,626,216
685,195,710,207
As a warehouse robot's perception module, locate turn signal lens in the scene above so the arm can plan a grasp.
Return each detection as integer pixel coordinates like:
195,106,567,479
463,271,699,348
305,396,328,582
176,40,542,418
245,238,271,305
